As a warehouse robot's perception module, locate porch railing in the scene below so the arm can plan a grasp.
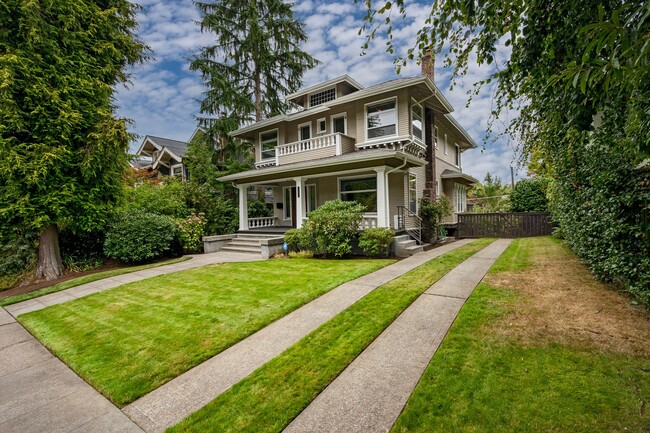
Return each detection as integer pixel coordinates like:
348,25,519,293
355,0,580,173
248,217,276,229
276,132,344,157
396,206,422,245
359,215,378,230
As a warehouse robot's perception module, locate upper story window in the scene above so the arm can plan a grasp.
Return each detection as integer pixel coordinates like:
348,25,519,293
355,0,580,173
317,118,326,134
299,122,311,141
412,106,423,141
332,113,347,135
309,88,336,107
260,130,278,160
455,143,461,167
434,126,439,149
366,99,397,140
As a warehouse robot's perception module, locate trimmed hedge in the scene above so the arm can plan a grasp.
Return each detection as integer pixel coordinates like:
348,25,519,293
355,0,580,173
104,210,177,263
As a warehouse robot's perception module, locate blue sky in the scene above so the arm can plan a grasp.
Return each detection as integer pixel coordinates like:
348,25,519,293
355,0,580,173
115,0,524,184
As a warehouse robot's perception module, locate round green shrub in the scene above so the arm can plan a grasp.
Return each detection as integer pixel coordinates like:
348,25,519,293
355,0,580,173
358,227,395,257
104,210,177,263
303,200,365,257
284,228,314,252
510,177,549,212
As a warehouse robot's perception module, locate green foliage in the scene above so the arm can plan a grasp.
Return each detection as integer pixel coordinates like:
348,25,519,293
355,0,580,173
175,213,207,254
358,227,395,257
302,200,365,258
288,250,314,259
469,173,512,213
248,200,272,218
104,210,177,263
59,229,105,272
0,231,36,289
419,196,453,238
510,177,549,212
284,228,314,252
184,182,238,235
123,178,188,218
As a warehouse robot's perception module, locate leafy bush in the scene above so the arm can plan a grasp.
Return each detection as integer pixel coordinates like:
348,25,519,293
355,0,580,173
302,200,365,258
283,228,314,252
59,229,105,271
419,196,453,240
0,231,36,290
510,177,549,212
175,213,207,254
184,183,238,235
123,178,188,218
248,199,272,218
358,227,395,257
104,210,178,263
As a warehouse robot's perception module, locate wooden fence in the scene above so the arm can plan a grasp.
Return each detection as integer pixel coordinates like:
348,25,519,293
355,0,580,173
457,212,553,238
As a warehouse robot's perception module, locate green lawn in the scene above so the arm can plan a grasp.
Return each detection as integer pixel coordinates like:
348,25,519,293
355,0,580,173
167,239,495,433
19,258,391,406
0,256,191,307
391,237,650,432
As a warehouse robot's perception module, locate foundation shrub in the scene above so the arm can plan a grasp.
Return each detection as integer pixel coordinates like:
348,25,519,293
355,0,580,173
358,227,394,257
302,200,365,258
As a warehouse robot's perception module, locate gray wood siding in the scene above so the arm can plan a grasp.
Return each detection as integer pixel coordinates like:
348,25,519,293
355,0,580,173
278,146,337,165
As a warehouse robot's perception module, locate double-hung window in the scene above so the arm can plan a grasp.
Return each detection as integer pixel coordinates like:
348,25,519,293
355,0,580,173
260,130,278,160
455,143,461,167
412,106,423,141
408,173,417,213
366,99,396,139
339,177,377,212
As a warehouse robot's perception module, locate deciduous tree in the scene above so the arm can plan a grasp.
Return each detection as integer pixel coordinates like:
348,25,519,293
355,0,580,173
0,0,147,280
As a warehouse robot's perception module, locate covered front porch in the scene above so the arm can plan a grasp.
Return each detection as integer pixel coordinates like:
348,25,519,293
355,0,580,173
219,150,426,233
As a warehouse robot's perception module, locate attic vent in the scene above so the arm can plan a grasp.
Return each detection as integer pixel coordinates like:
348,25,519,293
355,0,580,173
309,88,336,107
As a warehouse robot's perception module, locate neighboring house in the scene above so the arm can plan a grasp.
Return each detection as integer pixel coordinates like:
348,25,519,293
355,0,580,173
132,135,192,179
218,59,478,238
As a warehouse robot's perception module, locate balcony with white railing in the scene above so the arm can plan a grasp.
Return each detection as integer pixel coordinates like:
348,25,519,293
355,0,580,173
274,133,356,166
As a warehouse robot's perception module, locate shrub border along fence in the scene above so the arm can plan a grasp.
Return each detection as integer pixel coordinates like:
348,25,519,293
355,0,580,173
457,212,553,238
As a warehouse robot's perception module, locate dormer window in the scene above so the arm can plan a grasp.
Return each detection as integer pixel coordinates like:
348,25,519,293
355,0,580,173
309,88,336,107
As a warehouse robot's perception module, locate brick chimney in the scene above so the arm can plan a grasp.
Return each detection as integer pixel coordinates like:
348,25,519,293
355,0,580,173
421,50,434,82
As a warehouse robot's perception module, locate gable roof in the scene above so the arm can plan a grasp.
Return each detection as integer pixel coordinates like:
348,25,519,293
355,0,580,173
285,75,364,103
135,135,189,161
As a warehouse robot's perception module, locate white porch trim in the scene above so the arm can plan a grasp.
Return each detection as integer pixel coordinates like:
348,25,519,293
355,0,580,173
238,184,249,231
294,176,305,229
374,167,388,228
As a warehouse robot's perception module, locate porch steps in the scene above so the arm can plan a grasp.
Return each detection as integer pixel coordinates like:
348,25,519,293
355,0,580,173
394,234,427,257
220,233,284,255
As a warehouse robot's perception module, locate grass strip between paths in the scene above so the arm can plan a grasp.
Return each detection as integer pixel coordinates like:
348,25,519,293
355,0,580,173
19,258,392,406
167,238,495,433
391,237,650,433
0,256,191,307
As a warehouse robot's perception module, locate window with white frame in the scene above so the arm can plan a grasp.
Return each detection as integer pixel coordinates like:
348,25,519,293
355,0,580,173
298,122,311,141
454,183,467,213
366,99,397,139
306,184,317,213
408,173,417,213
434,126,439,149
339,177,377,212
171,164,183,178
444,133,448,155
309,88,336,107
412,106,423,141
260,130,278,160
317,118,326,135
455,143,461,166
332,114,346,135
283,187,292,220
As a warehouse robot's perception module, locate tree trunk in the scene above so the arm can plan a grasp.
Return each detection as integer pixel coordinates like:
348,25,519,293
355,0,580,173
254,69,262,122
35,224,63,280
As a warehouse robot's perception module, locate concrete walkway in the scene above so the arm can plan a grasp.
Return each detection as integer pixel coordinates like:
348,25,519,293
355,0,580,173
123,239,475,433
0,307,143,433
283,238,512,433
5,251,263,318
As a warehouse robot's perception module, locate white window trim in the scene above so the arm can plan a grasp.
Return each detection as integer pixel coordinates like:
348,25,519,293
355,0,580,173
259,128,279,162
170,163,184,180
331,112,347,135
434,126,439,149
338,174,378,215
298,121,312,141
364,96,398,143
283,186,292,220
444,133,448,155
306,184,317,213
316,118,327,135
454,183,467,213
407,173,417,213
411,104,424,144
455,143,461,167
308,86,336,108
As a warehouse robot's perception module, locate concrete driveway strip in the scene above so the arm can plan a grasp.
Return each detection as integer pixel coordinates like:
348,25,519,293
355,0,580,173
283,238,512,433
4,251,262,318
0,308,143,433
122,239,474,433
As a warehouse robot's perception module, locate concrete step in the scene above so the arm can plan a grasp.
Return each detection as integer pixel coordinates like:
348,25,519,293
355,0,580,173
236,233,283,239
220,246,262,254
393,235,411,243
398,239,416,249
405,245,424,255
228,240,261,247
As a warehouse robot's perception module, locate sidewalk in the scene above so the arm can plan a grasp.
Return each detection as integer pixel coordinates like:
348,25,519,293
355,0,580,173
283,238,512,433
123,239,475,433
5,251,263,318
0,308,143,433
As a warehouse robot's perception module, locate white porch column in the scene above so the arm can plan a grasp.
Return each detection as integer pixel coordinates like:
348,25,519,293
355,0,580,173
238,184,248,231
294,176,305,228
375,167,388,228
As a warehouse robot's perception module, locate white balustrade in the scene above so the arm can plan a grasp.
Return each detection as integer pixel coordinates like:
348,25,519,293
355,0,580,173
248,217,276,229
276,133,342,157
359,215,378,230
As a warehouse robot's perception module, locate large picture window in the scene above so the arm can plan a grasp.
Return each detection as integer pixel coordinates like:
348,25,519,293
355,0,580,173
412,106,423,140
339,177,377,212
366,99,396,139
260,130,278,160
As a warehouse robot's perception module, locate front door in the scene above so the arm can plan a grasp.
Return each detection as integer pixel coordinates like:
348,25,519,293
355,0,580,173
291,187,297,227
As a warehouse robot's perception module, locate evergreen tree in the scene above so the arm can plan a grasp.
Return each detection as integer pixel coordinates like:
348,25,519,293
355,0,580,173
0,0,147,279
468,173,511,213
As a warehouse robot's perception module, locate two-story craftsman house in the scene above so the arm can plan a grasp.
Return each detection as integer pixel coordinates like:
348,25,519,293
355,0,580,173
218,60,478,247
